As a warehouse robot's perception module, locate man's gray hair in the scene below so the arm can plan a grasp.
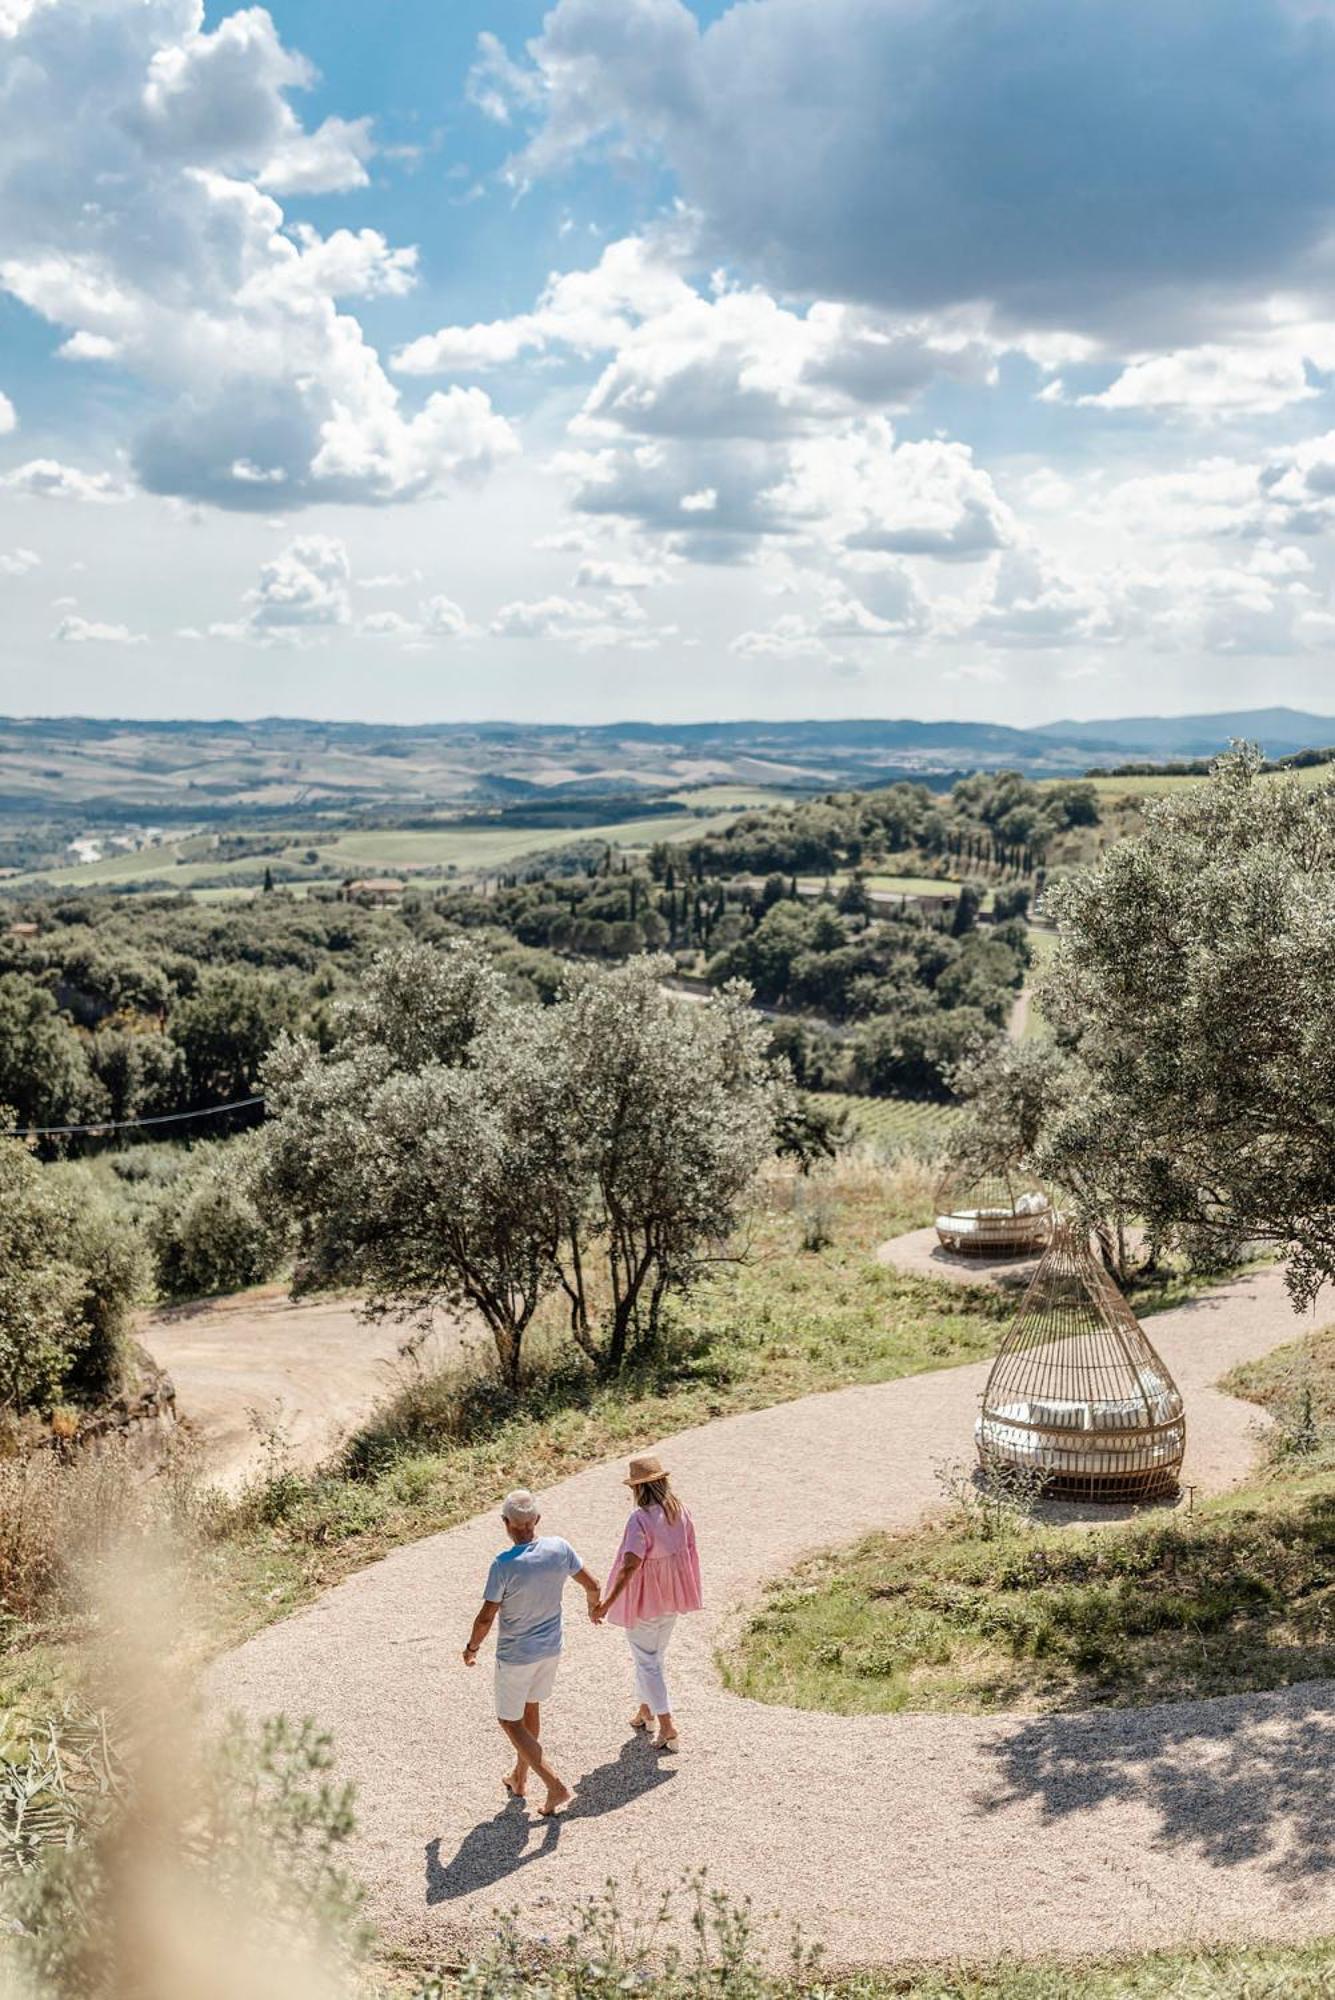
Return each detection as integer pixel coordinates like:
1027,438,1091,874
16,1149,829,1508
501,1488,539,1523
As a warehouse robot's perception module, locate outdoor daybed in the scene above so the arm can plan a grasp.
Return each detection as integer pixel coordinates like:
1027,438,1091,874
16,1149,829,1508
975,1216,1186,1501
935,1176,1052,1259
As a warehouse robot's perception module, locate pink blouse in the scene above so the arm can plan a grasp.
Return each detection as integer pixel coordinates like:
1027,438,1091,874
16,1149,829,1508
604,1503,703,1628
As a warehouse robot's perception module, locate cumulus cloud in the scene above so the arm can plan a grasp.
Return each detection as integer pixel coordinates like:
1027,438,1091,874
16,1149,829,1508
394,234,689,375
1,458,129,502
490,589,671,650
776,423,1013,561
0,546,39,575
257,115,375,196
422,594,473,638
485,0,1335,341
1075,343,1318,417
965,550,1120,648
0,389,14,433
0,0,516,509
54,614,146,643
360,608,421,638
246,534,351,630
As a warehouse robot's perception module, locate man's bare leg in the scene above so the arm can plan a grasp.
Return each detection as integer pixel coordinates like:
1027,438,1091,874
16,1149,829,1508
499,1717,571,1816
505,1701,541,1798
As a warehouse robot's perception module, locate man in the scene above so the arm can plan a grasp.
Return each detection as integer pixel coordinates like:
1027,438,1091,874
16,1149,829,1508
462,1487,601,1817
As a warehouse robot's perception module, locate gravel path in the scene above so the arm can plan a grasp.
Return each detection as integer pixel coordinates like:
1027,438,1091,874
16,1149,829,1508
877,1224,1047,1291
209,1265,1335,1972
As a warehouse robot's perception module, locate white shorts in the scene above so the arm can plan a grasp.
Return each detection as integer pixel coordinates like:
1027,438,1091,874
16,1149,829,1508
495,1651,560,1722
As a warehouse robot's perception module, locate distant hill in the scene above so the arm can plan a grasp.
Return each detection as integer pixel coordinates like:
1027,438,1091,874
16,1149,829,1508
1031,707,1335,758
0,708,1331,829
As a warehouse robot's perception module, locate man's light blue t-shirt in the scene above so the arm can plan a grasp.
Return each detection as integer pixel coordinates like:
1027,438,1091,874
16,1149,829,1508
484,1536,583,1664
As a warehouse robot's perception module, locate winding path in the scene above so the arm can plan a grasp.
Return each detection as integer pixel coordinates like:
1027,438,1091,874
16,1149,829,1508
209,1265,1335,1972
142,1291,467,1492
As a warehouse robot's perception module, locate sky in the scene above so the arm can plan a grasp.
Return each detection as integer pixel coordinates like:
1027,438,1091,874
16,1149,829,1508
6,1,1335,725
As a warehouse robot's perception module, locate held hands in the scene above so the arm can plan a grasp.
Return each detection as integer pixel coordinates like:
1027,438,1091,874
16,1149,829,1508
589,1599,607,1625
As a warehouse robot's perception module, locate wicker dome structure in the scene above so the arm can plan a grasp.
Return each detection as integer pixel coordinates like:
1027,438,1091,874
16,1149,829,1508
976,1217,1186,1501
935,1169,1053,1260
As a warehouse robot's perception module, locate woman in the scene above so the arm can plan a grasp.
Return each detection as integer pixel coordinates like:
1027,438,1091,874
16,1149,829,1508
593,1454,702,1752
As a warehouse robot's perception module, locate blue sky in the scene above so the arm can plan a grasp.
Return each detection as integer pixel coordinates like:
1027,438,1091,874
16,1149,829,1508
5,0,1335,725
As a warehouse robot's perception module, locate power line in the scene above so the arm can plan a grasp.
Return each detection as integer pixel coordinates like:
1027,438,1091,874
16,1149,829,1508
2,1096,265,1140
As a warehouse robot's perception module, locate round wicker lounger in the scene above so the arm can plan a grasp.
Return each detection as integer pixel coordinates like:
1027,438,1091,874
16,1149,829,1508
935,1173,1053,1259
975,1215,1186,1501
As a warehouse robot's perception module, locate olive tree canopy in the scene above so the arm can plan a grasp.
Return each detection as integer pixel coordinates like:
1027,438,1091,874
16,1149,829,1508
261,941,787,1383
1039,748,1335,1308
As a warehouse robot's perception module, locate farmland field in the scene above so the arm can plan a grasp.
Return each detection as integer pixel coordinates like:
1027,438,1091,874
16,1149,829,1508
1046,761,1335,802
818,1090,962,1158
9,803,745,894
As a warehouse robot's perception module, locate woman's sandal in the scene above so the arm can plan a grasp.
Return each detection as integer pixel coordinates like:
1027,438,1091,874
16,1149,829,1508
629,1711,651,1732
654,1733,680,1754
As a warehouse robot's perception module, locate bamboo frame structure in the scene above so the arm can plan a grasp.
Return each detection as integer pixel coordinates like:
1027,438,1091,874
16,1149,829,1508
935,1169,1053,1259
976,1216,1186,1501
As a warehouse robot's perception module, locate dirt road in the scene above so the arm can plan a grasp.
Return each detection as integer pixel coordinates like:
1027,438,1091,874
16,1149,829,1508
140,1290,472,1491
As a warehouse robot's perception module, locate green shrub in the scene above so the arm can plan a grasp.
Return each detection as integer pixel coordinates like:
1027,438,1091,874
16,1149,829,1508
0,1141,148,1415
146,1135,288,1300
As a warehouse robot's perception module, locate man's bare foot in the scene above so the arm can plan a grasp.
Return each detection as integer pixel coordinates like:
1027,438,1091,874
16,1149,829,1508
503,1771,527,1801
538,1780,572,1818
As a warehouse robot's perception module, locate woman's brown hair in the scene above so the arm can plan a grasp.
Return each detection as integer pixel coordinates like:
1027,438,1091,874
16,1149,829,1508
632,1474,682,1525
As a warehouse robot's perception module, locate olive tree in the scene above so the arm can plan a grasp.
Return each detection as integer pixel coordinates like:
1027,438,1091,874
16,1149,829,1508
540,957,787,1373
1039,747,1335,1307
259,942,548,1385
260,941,787,1386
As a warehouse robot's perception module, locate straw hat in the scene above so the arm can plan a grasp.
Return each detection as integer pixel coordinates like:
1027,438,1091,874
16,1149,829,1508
624,1454,669,1487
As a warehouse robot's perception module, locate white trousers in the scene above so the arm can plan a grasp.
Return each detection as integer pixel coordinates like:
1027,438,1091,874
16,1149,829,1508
626,1613,678,1715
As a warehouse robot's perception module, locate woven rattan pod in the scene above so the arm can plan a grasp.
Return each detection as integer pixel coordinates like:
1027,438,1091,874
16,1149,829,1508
935,1168,1052,1259
976,1216,1186,1501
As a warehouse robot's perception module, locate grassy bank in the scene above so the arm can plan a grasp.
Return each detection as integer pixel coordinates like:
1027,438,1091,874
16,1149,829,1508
724,1314,1335,1718
421,1911,1335,2000
725,1478,1335,1716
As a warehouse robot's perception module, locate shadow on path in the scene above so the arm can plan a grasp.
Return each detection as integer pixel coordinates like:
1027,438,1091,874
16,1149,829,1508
426,1738,675,1904
981,1684,1335,1884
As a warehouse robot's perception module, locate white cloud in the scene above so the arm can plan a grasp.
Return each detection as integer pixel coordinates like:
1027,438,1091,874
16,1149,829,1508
490,589,669,650
1,458,129,502
360,609,420,638
0,546,39,575
393,234,690,375
574,557,665,589
965,549,1120,648
1078,343,1317,417
422,594,472,638
54,614,145,644
257,115,375,196
0,389,14,433
246,534,351,630
0,0,516,510
730,615,834,661
776,422,1013,562
57,330,120,362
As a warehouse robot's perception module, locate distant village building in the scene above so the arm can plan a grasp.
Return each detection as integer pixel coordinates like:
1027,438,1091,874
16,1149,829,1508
344,876,406,905
6,921,39,939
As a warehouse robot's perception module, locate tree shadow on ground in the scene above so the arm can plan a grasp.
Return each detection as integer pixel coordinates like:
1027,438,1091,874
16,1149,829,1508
425,1737,675,1904
980,1682,1335,1884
